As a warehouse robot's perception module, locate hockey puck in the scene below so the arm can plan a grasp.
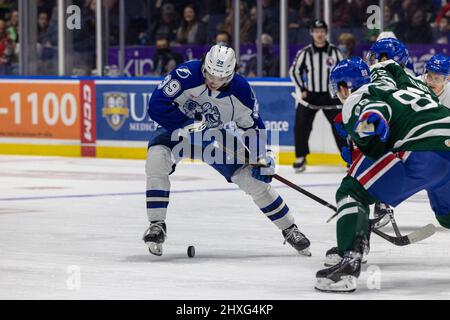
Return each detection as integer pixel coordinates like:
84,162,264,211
187,245,195,258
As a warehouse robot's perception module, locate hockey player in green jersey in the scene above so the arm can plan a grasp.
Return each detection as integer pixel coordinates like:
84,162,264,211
315,56,450,293
324,38,430,266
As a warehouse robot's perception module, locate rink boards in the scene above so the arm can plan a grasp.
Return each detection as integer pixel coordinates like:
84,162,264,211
0,77,344,166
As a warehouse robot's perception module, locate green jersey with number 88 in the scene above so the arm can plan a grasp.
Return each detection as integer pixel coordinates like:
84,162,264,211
342,60,450,159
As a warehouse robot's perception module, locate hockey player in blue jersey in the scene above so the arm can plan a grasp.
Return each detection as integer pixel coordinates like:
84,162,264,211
142,45,311,256
419,54,450,108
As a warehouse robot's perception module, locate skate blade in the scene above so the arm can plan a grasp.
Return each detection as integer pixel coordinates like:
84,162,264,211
298,247,312,256
294,167,306,173
314,276,357,293
146,242,163,256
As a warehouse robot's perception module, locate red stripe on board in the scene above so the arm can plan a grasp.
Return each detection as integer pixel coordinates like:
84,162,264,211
80,81,96,157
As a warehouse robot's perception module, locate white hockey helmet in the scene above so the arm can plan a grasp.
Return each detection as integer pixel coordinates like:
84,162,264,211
202,45,236,83
377,31,397,41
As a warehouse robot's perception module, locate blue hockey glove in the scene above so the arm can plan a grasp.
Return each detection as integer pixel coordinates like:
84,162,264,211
333,112,348,139
354,112,389,142
340,146,353,165
251,155,275,183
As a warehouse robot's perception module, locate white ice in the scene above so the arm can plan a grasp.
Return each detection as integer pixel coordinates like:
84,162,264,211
0,155,449,300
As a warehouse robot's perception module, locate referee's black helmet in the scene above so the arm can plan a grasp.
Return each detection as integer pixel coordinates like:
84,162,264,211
310,19,328,32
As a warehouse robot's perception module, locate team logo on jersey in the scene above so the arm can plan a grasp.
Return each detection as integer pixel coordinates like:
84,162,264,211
175,67,192,79
446,139,450,147
182,100,222,128
326,57,336,67
102,92,129,131
359,99,370,106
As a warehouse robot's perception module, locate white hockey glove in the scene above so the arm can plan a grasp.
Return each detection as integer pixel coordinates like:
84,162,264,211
290,88,309,107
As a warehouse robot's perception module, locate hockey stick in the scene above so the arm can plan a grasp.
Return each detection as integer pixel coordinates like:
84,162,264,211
212,139,436,247
212,140,337,212
370,223,436,246
323,138,436,245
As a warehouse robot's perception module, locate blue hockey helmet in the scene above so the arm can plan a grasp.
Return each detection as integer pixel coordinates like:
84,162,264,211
329,57,371,98
367,38,409,66
425,54,450,76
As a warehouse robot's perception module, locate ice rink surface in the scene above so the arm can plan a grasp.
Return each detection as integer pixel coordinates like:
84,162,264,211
0,155,449,300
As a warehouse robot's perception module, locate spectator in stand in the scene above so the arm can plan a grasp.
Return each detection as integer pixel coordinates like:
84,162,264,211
215,31,231,47
0,18,14,74
337,33,356,59
298,0,315,29
288,0,315,30
152,36,183,76
331,0,351,28
395,9,433,44
0,0,13,21
222,2,253,45
37,11,56,74
433,16,450,44
248,5,257,44
175,4,206,45
6,9,18,42
37,12,49,45
435,2,450,25
71,0,96,75
37,0,55,18
0,19,8,60
263,0,280,43
149,3,179,45
246,33,279,78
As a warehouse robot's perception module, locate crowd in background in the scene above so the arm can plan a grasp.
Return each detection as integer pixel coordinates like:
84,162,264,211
0,0,449,76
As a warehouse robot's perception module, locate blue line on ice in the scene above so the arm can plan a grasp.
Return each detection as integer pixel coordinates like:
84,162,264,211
0,183,339,201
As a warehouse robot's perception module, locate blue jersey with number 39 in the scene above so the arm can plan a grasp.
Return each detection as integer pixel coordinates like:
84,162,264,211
147,60,265,133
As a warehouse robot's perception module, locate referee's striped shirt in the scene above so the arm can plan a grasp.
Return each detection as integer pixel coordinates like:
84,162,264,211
289,42,343,93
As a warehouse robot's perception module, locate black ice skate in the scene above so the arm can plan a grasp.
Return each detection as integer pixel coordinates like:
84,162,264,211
142,221,167,256
315,250,362,293
292,157,306,173
282,224,311,256
373,202,393,229
323,244,369,267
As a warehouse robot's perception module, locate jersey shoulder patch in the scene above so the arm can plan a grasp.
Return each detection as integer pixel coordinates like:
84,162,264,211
172,60,204,89
229,74,257,110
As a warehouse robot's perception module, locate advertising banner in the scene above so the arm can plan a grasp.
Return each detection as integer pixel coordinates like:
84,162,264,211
0,80,80,140
94,80,295,146
109,44,449,77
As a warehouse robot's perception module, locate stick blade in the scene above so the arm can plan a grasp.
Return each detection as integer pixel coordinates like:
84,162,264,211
406,223,436,244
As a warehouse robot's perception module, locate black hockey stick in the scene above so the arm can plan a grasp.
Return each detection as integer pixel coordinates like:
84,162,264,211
212,140,337,212
370,222,436,246
324,138,436,245
212,139,436,247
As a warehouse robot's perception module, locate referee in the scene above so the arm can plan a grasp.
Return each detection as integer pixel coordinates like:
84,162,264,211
289,20,346,172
